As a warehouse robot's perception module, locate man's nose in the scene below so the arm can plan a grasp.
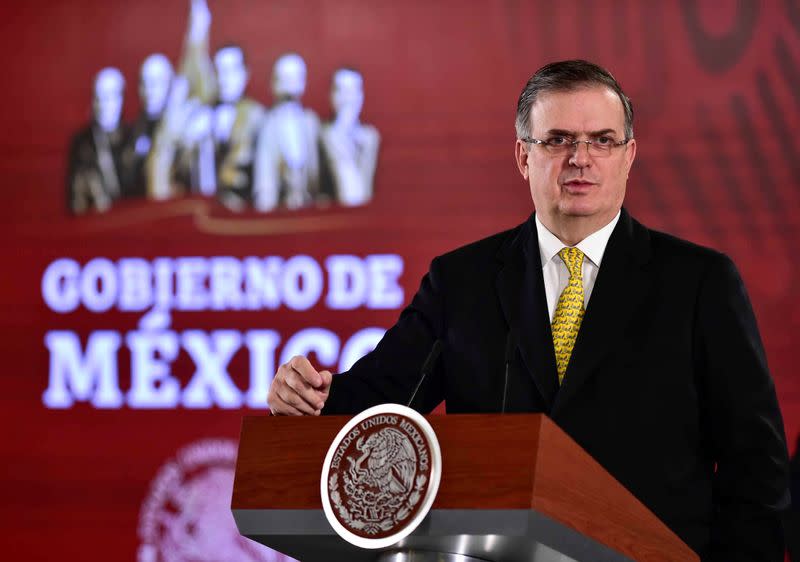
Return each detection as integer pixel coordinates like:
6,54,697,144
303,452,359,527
568,141,592,167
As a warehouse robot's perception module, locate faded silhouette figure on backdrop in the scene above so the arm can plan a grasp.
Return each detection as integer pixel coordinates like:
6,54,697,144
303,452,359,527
253,53,320,211
209,44,265,210
67,67,127,215
319,68,380,207
145,0,265,205
146,0,228,200
67,0,381,216
122,53,174,198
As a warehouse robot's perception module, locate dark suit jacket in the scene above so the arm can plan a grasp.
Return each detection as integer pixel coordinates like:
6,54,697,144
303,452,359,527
67,123,128,214
322,208,790,560
787,436,800,561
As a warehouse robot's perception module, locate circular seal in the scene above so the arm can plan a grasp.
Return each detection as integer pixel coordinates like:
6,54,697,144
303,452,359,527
320,404,442,549
136,438,284,562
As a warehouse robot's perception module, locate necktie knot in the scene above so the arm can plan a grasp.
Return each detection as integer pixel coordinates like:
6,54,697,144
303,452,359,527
558,247,584,280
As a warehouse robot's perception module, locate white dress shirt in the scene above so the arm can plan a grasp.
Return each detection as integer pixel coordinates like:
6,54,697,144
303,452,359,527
536,211,621,322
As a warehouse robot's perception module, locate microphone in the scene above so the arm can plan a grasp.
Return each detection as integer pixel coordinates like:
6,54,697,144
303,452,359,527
501,331,515,414
406,339,443,410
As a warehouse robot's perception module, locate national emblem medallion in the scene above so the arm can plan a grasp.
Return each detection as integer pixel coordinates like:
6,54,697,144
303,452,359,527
320,404,442,549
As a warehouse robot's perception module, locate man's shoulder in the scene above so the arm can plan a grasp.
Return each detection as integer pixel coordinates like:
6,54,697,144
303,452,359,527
432,220,528,272
236,98,265,126
70,125,94,146
69,125,100,162
640,219,735,274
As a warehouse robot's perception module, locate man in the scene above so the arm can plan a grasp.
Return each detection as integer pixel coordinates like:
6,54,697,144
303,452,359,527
252,53,320,211
157,43,264,205
208,44,265,209
787,435,800,560
267,60,790,560
140,1,264,204
67,67,127,214
318,68,380,207
121,53,174,198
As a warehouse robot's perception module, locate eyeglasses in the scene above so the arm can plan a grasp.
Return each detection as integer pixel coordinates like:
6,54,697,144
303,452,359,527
521,135,631,157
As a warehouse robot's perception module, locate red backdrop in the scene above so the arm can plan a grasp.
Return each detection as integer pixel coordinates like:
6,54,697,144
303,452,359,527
1,1,798,560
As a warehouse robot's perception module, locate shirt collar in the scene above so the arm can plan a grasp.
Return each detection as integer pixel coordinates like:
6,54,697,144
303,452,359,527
535,210,621,268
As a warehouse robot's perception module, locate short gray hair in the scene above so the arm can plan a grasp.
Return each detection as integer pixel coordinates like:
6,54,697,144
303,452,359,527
515,60,634,141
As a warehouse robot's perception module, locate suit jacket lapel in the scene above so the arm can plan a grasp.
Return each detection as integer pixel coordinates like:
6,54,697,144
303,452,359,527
551,208,653,417
495,216,559,410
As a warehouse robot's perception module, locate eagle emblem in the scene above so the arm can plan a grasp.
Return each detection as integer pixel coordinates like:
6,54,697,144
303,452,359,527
347,427,417,495
321,404,441,548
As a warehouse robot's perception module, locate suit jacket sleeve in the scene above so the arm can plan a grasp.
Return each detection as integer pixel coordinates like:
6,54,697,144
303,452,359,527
696,254,790,561
322,257,446,415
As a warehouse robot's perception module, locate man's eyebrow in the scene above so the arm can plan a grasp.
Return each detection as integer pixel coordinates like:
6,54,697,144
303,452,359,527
589,128,619,137
544,128,620,137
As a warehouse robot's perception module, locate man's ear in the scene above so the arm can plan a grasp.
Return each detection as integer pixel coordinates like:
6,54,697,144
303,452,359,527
515,139,530,180
624,138,637,174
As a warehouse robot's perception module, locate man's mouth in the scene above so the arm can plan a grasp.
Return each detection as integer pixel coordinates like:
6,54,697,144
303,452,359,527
562,179,597,192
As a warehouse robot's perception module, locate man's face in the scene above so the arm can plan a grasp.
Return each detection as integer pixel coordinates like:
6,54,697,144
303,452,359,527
272,54,306,100
215,47,248,104
93,69,124,132
140,55,173,117
514,86,636,231
331,69,363,125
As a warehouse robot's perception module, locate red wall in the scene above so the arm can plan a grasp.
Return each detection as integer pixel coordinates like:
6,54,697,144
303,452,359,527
1,1,798,559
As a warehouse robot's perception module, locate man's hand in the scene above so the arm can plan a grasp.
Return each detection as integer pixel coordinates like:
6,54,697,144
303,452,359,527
187,0,212,44
268,356,332,416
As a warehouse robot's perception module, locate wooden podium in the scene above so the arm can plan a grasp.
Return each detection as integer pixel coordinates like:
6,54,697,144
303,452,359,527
232,413,698,562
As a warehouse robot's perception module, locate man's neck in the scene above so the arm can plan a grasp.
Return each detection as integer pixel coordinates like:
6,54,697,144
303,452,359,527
333,114,359,131
538,211,619,247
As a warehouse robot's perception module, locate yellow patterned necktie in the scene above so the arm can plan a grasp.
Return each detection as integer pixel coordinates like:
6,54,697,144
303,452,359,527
552,247,585,384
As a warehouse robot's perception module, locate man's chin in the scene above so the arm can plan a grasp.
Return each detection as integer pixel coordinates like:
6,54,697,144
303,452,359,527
558,202,600,218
